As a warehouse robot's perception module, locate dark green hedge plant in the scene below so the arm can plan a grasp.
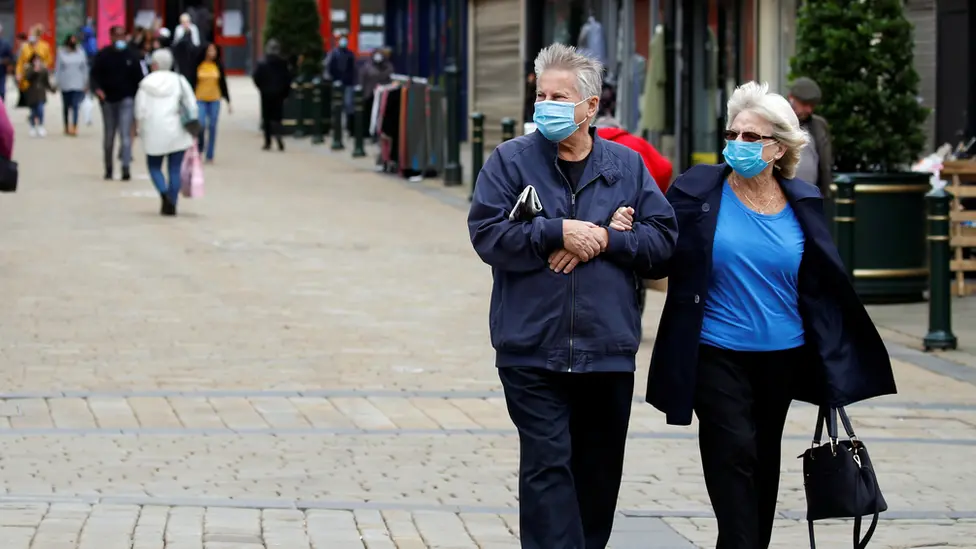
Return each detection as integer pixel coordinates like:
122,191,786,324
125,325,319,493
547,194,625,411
790,0,929,173
264,0,324,77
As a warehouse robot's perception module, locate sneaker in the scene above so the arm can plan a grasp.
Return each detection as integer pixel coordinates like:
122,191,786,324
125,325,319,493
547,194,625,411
28,127,38,138
121,168,131,181
37,127,47,137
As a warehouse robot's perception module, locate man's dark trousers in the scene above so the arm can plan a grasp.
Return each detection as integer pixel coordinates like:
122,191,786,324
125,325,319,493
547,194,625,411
499,366,634,549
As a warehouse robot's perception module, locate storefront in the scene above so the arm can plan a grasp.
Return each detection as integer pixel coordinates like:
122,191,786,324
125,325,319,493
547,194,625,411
384,0,469,136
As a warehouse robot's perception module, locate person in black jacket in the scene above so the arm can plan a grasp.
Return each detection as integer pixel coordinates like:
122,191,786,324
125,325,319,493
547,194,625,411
252,39,291,151
90,26,144,180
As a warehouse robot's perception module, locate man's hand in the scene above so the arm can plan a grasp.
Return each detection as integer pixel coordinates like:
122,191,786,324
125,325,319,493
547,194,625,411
610,206,635,231
563,219,604,261
95,89,105,101
550,226,609,274
548,249,581,274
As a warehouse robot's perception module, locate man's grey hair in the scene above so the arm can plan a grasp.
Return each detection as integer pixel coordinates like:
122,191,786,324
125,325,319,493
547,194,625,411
180,13,192,23
265,39,281,56
595,115,621,128
533,43,603,101
150,48,174,71
726,81,809,179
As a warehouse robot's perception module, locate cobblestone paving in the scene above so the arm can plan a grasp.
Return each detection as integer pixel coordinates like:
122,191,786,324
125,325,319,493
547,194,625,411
1,82,975,548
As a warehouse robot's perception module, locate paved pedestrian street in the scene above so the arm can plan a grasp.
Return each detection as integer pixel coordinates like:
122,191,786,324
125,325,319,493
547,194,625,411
1,82,975,548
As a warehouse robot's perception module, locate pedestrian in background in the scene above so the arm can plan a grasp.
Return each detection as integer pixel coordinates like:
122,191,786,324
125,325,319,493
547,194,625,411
55,34,88,136
788,77,833,197
359,47,393,136
90,25,144,181
633,81,894,549
326,33,356,132
173,13,201,47
16,25,53,102
595,115,672,192
23,54,54,137
0,25,13,102
0,95,14,161
253,39,290,152
135,48,197,217
194,43,231,163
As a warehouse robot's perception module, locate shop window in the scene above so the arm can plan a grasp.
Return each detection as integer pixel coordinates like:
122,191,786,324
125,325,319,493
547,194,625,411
331,0,352,42
131,0,157,31
360,0,385,53
739,0,755,82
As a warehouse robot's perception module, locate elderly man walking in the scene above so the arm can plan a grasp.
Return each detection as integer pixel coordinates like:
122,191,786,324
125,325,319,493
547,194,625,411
788,77,833,196
467,43,677,549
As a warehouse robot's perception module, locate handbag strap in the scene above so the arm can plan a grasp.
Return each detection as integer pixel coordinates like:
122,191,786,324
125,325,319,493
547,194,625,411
808,512,879,549
812,406,840,446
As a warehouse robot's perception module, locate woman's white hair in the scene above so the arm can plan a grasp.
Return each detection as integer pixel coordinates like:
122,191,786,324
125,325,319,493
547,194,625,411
151,48,174,71
726,81,809,179
534,43,603,101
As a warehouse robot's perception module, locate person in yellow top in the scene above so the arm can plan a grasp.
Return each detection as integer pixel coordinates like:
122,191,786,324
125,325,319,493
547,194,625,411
16,25,54,94
194,43,231,162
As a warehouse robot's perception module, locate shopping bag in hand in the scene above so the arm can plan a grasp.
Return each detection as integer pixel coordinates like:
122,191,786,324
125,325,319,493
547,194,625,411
180,142,205,198
80,95,93,126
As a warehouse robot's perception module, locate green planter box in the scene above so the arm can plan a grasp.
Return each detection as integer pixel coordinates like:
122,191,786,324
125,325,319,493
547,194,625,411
830,172,930,303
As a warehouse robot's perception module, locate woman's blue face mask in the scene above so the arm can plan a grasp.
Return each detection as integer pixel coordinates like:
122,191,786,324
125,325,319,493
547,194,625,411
533,99,589,142
722,139,774,179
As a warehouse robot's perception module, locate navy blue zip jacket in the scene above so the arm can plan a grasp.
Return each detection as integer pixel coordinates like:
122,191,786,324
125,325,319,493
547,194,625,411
467,128,678,373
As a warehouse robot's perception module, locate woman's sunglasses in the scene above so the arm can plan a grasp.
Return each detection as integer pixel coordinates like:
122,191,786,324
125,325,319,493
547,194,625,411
724,130,774,143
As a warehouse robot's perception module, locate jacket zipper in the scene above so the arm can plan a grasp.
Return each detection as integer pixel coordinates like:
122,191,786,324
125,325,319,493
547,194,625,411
556,155,600,374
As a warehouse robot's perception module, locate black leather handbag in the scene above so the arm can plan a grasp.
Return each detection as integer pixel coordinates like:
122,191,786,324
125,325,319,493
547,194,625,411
799,406,887,549
0,156,19,193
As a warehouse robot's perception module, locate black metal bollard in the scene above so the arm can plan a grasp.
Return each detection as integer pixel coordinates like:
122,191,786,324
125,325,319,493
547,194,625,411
501,118,515,142
310,77,324,144
294,76,306,138
351,85,367,158
469,113,485,201
833,175,856,281
331,82,345,150
924,187,958,351
321,78,332,137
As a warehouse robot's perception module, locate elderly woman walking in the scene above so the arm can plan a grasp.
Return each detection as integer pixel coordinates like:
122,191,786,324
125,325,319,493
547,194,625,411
135,48,197,216
612,81,896,548
468,43,676,549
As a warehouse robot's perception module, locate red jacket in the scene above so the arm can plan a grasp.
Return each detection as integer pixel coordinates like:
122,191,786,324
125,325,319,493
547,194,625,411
597,127,672,193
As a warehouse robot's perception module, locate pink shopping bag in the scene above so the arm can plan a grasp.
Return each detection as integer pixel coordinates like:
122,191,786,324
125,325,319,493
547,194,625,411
180,142,205,198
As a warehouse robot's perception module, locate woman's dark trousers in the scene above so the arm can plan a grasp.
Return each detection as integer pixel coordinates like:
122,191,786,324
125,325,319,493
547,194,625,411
694,344,800,549
499,366,634,549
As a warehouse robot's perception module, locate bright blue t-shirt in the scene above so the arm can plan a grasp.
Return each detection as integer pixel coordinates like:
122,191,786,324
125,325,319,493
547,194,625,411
700,181,806,351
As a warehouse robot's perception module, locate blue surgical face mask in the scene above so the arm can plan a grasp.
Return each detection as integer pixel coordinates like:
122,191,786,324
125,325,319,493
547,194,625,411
338,38,348,48
533,99,587,142
114,40,127,50
723,139,772,179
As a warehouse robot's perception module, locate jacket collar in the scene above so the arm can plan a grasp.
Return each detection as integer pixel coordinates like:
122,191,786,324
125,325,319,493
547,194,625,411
531,126,622,186
676,163,823,203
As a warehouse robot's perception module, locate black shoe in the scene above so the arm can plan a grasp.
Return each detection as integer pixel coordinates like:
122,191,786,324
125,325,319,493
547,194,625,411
262,143,271,151
121,168,131,181
276,138,285,151
104,167,113,180
159,194,168,215
162,200,177,216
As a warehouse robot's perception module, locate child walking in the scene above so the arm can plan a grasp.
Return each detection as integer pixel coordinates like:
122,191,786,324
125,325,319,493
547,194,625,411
25,54,54,137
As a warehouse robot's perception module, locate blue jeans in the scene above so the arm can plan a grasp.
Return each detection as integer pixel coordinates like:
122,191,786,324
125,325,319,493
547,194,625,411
29,102,44,126
196,100,220,160
62,90,84,128
147,150,186,205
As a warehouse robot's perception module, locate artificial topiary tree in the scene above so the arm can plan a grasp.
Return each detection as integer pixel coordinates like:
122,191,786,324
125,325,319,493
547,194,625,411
790,0,929,173
263,0,323,76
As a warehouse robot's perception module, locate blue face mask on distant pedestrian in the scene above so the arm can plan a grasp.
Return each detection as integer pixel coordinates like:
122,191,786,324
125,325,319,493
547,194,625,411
723,139,771,179
338,38,348,48
114,40,127,50
533,100,587,142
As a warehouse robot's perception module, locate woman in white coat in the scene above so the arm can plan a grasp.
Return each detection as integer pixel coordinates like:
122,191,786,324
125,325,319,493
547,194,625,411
135,48,197,216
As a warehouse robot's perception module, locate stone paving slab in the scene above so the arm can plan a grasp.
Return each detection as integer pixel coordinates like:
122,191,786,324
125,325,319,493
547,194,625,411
2,80,975,548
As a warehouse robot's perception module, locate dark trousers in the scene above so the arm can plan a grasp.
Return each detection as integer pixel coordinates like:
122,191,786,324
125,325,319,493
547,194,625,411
499,366,634,549
62,90,84,129
260,95,284,146
694,344,799,549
